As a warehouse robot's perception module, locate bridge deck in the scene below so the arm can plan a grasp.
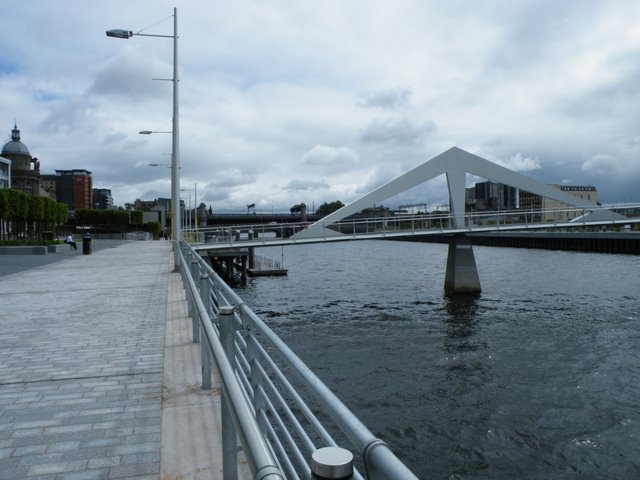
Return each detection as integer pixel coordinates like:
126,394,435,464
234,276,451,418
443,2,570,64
0,240,249,479
193,217,640,252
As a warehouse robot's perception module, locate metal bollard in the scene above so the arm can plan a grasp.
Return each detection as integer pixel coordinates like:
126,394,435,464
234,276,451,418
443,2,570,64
311,447,353,480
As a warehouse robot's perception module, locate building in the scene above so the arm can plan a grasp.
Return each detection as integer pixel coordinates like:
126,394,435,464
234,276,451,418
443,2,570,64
41,175,57,200
129,198,170,233
42,169,93,211
519,185,598,222
93,188,114,209
1,124,41,195
467,181,517,211
0,156,10,189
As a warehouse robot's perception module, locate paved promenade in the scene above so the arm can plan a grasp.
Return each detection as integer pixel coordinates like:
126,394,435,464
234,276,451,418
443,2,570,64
0,241,245,479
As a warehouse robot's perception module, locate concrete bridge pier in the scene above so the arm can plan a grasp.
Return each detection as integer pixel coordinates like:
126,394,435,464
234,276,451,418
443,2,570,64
444,235,481,294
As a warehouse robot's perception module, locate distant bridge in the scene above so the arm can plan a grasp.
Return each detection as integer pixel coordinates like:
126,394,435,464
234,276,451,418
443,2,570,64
206,212,319,225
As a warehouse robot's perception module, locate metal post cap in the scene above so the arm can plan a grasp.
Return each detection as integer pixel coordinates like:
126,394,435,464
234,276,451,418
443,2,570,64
311,447,353,479
219,306,235,315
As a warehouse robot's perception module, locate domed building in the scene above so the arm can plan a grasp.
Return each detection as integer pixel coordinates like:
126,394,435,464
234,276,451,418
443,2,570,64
2,123,41,195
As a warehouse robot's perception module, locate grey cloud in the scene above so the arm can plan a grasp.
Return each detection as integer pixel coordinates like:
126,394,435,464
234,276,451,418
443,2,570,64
581,154,621,176
90,54,169,100
361,117,436,146
562,60,640,119
206,169,256,188
357,87,412,110
301,145,359,166
486,1,605,72
285,179,329,191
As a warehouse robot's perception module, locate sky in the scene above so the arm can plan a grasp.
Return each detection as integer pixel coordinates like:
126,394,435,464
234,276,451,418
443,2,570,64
1,0,639,212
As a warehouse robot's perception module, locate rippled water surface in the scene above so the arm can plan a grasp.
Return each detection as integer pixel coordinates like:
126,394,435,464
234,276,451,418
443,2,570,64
239,241,640,479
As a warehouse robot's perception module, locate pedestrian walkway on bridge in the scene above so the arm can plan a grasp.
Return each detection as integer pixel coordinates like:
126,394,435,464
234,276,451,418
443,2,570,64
0,240,248,479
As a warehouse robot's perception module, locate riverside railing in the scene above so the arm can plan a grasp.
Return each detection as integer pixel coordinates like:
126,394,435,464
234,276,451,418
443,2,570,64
178,241,419,480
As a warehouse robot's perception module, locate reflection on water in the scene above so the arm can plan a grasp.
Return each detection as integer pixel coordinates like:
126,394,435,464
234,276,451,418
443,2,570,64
444,292,480,340
241,241,640,479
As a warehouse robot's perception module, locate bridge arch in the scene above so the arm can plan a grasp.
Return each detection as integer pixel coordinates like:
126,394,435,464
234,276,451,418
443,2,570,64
297,146,599,238
294,147,611,293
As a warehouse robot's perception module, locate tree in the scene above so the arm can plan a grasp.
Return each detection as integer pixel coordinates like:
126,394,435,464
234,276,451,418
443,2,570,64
145,221,162,239
130,210,144,225
316,200,344,218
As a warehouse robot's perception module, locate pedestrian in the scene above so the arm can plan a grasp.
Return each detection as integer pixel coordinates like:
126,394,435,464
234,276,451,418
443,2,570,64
66,235,77,250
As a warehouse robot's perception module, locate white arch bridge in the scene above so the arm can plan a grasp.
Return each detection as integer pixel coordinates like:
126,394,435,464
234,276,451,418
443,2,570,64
190,147,639,293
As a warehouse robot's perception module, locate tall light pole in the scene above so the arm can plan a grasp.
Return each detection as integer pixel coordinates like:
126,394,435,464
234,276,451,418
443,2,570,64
107,8,181,268
181,182,198,237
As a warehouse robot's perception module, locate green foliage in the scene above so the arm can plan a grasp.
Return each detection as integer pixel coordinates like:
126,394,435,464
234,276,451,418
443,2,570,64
8,189,29,221
0,189,67,242
0,189,9,221
75,209,130,226
316,200,345,218
56,202,68,225
145,221,162,239
130,210,144,225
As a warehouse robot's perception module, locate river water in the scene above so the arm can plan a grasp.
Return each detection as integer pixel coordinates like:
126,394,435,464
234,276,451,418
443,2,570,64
239,240,640,479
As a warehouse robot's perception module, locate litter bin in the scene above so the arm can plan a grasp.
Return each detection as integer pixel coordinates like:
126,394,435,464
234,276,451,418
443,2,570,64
82,233,92,255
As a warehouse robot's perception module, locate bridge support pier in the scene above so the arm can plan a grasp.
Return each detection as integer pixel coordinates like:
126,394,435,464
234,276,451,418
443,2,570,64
444,235,481,294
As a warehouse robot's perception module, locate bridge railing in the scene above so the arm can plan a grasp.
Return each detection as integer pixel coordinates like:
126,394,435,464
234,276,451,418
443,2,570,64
178,241,419,480
193,203,639,245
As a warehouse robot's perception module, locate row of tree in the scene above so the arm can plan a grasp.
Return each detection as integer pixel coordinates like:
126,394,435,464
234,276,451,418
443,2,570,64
73,209,162,238
0,189,68,242
0,190,163,243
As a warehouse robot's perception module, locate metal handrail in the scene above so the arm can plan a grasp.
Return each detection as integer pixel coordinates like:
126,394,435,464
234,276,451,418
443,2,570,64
178,246,285,480
178,241,419,480
193,203,640,246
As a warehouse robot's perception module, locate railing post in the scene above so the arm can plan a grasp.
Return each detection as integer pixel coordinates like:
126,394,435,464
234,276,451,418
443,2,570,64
184,253,194,320
219,306,238,480
311,447,353,480
191,258,200,343
199,272,212,390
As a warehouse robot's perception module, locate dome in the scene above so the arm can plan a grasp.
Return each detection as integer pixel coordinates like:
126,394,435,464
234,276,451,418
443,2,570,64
2,123,30,156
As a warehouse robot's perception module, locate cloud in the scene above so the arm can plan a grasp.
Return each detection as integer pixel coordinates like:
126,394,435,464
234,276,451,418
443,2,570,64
361,117,436,146
581,153,621,176
356,87,412,110
301,144,359,166
492,153,542,172
90,53,169,101
285,179,329,191
206,168,255,189
2,0,640,209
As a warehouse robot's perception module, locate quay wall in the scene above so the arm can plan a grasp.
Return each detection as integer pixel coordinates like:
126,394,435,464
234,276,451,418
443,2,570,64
399,231,640,254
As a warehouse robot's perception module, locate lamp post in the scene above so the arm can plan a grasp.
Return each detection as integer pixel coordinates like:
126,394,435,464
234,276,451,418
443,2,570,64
181,182,198,237
107,8,180,268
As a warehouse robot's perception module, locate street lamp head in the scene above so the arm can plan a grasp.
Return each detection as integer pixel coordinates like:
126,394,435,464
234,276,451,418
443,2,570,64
106,29,133,39
139,130,153,135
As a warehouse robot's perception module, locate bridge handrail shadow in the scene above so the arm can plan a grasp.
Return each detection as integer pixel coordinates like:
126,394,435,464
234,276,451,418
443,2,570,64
179,241,419,480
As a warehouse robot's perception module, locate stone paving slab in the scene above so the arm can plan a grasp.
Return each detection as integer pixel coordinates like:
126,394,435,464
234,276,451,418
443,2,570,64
160,254,251,480
0,241,169,479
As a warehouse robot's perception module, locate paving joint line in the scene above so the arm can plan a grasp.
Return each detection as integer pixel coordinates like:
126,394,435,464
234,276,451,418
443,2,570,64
0,370,164,387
